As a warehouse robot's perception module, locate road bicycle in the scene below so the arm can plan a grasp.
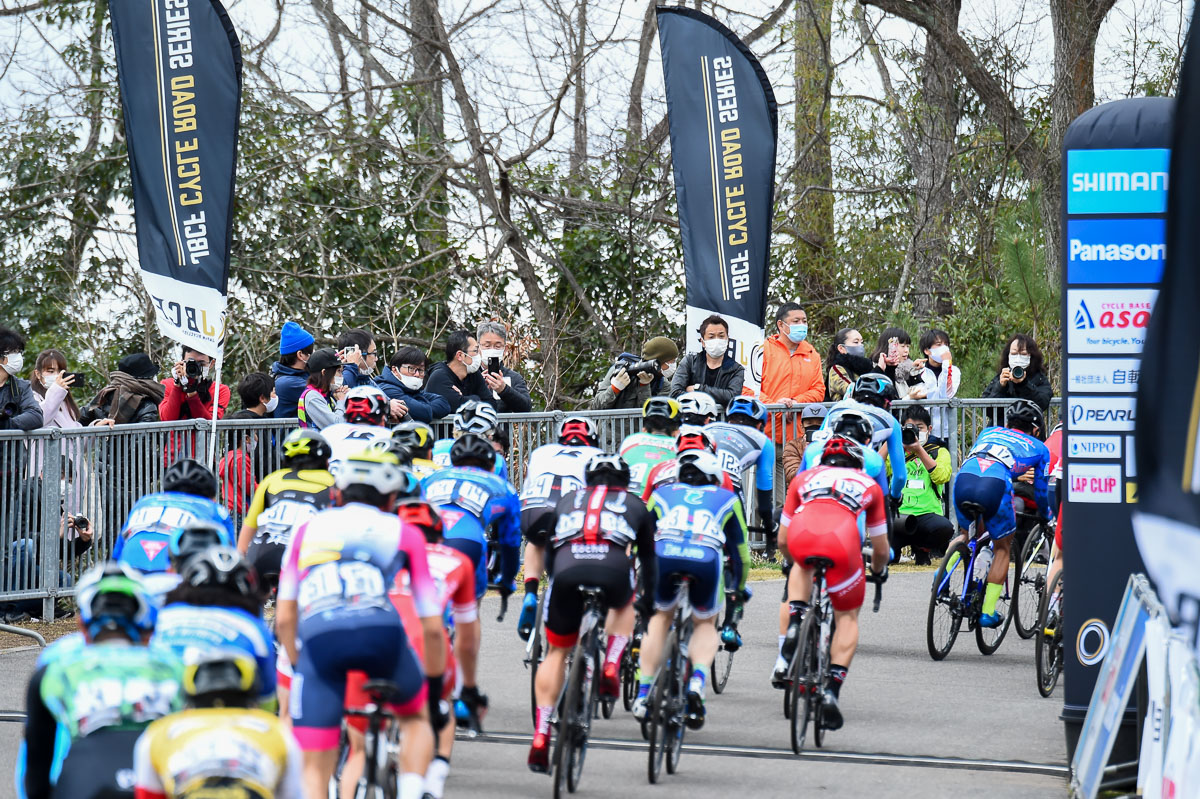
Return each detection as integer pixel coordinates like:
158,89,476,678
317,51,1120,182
525,589,548,726
343,680,403,799
711,588,743,695
1013,515,1053,639
548,586,607,798
645,580,694,784
1036,567,1064,697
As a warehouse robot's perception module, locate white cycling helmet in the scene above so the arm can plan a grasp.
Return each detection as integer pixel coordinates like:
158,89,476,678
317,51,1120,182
454,400,499,436
334,447,409,495
677,450,723,486
677,391,719,423
344,385,389,426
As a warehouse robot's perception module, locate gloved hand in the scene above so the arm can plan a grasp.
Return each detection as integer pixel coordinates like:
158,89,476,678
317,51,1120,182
611,368,632,393
739,585,753,602
869,563,889,584
889,495,902,516
427,675,450,731
498,583,514,601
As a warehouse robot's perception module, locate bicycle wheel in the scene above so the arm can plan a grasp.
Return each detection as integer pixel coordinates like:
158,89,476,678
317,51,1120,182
621,638,638,712
1036,570,1064,697
665,652,687,775
528,600,545,727
927,542,968,660
555,648,585,797
646,644,671,784
1013,526,1049,640
566,645,596,793
975,568,1015,655
789,610,820,755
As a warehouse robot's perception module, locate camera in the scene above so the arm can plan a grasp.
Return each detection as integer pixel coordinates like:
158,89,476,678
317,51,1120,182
176,359,206,389
902,424,920,446
69,515,89,531
624,359,662,380
1011,365,1026,381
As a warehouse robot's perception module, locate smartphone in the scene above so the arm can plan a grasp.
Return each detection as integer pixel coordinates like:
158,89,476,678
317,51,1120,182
887,338,900,362
488,356,502,374
65,372,87,388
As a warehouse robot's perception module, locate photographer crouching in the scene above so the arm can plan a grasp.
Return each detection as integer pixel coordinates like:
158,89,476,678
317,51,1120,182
888,405,953,565
589,336,679,410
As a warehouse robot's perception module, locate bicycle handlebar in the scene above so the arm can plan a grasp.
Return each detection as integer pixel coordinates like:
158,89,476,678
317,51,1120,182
862,546,885,614
496,593,508,623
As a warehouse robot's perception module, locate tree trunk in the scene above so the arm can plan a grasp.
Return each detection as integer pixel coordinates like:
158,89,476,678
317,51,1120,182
569,0,588,181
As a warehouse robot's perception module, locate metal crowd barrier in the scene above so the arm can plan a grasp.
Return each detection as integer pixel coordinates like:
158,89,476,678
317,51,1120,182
0,396,1059,618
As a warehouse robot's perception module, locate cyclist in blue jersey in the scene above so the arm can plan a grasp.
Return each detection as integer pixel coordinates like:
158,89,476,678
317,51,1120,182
800,410,888,496
431,400,510,481
707,396,778,535
953,399,1053,628
114,459,234,575
634,451,752,730
818,374,906,502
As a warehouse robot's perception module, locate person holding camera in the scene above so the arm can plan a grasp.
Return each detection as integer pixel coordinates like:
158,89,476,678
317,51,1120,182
890,406,953,566
982,333,1052,413
0,327,42,432
909,329,961,440
271,321,315,418
297,348,348,430
669,314,745,406
590,336,679,411
159,345,230,423
478,321,533,413
337,327,381,389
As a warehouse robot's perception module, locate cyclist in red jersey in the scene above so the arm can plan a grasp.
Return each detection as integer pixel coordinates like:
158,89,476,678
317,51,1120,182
778,436,890,730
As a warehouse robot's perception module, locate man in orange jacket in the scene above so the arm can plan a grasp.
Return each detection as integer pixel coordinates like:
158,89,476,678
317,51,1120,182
760,303,825,407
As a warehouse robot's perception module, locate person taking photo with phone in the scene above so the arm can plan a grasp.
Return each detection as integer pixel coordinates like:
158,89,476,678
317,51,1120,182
982,333,1052,413
477,322,532,413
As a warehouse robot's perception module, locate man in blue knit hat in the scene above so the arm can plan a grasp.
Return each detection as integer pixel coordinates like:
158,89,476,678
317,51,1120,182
271,321,315,418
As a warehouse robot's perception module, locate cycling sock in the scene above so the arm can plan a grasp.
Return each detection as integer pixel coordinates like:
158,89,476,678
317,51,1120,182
525,578,539,595
425,757,451,799
946,550,961,572
535,705,554,735
638,671,654,688
399,772,425,799
691,664,709,690
605,635,629,668
829,664,848,698
982,582,1003,615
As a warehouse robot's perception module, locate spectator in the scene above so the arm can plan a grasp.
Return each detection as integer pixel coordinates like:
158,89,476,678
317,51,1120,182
0,327,42,432
870,327,919,399
337,327,380,389
377,346,451,423
271,321,315,418
781,404,829,486
235,372,276,418
760,303,824,407
982,333,1052,413
477,321,533,413
297,348,346,430
589,336,679,410
669,314,745,406
910,329,961,439
218,428,259,525
160,345,231,423
824,327,872,402
79,353,164,425
426,330,491,413
891,405,953,565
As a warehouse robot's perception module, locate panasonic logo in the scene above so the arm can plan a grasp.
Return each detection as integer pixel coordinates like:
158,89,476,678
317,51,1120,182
1069,240,1165,262
1071,171,1168,193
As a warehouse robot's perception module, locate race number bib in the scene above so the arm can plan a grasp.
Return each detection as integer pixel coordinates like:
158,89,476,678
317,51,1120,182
298,561,386,612
255,500,318,545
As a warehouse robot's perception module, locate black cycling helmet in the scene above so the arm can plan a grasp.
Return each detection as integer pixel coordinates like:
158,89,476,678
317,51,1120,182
829,410,874,446
369,437,414,467
850,373,899,409
450,433,497,471
584,454,631,488
1005,399,1045,439
182,650,260,709
168,521,232,572
391,421,435,457
282,428,332,470
180,546,262,600
642,397,682,433
163,458,218,499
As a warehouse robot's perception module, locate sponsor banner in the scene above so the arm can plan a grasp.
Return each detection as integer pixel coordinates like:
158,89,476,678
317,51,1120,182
1068,395,1137,432
658,8,777,393
1067,288,1157,354
686,305,764,392
1066,357,1142,393
1067,147,1170,215
1068,434,1122,460
1069,463,1124,504
1066,218,1166,285
109,0,242,356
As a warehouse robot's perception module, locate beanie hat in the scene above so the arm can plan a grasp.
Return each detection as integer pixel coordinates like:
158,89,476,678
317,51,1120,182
279,321,315,355
307,348,340,374
117,353,159,380
642,336,679,363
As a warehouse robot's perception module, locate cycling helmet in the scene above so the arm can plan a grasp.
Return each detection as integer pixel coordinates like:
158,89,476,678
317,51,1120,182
334,447,409,495
677,391,719,424
397,499,444,543
180,545,261,598
819,435,866,470
453,400,499,436
1005,399,1046,439
641,396,681,429
168,521,232,571
368,436,413,467
677,451,723,487
392,421,435,456
182,649,259,707
76,560,154,642
450,433,497,471
282,428,332,469
584,453,631,488
676,425,716,454
344,386,389,426
850,373,898,408
829,410,875,446
163,458,218,499
558,416,599,447
726,397,767,425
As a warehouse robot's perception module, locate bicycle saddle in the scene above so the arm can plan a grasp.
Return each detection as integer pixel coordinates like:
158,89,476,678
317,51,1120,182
804,556,835,570
363,679,403,703
959,501,988,519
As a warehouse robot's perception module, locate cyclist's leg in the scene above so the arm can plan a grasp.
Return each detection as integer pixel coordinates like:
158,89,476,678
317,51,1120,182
978,469,1015,621
683,548,723,724
389,639,434,799
602,565,637,696
291,626,350,798
442,535,485,696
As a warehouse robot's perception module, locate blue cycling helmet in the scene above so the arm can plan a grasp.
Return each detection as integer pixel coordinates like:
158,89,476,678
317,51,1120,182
726,397,767,425
168,521,234,571
76,561,155,642
850,373,898,408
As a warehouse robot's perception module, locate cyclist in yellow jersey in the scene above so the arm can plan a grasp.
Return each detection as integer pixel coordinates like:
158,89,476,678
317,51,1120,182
132,650,303,799
394,420,441,479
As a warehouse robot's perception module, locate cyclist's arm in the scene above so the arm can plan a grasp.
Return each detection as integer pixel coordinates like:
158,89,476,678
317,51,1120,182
723,498,752,592
865,486,890,574
132,728,166,799
755,440,776,528
402,531,446,678
885,418,906,499
496,491,523,591
778,474,802,552
1034,451,1053,520
274,526,304,666
253,617,278,705
635,507,658,601
22,667,56,799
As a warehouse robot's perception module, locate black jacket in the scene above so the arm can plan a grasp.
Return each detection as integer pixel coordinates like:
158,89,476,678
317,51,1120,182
0,377,43,431
981,369,1053,412
424,361,492,414
669,352,745,407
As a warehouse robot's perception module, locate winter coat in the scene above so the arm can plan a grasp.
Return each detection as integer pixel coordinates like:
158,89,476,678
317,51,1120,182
669,353,745,408
376,367,453,422
270,361,308,418
982,368,1053,412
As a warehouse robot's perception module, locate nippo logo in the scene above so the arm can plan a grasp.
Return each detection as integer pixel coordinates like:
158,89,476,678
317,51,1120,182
1073,297,1151,331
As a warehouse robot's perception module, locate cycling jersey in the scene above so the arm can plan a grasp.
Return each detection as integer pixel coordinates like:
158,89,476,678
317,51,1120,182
421,466,522,594
520,443,604,511
819,399,906,499
705,421,776,495
782,465,887,611
618,432,677,495
954,426,1052,539
15,634,88,799
322,422,392,477
964,426,1052,516
432,438,510,481
410,456,442,480
640,457,735,501
132,707,303,799
242,467,333,582
115,493,235,574
799,437,889,497
151,604,276,703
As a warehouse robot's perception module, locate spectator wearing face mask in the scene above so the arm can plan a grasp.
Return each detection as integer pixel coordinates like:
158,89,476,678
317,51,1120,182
890,405,953,565
426,329,492,413
824,327,873,402
337,327,380,389
760,303,824,408
590,336,679,410
297,348,347,430
233,372,277,418
909,329,961,439
870,327,919,399
477,321,533,413
271,321,315,418
670,314,745,406
377,346,451,422
159,345,230,423
982,333,1052,413
0,327,42,432
781,404,829,486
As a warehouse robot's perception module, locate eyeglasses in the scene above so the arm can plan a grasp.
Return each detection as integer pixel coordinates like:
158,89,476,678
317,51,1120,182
365,350,378,358
399,364,426,377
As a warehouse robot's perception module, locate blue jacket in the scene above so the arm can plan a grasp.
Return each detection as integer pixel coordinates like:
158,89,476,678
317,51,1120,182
376,367,452,422
270,362,307,418
340,362,377,390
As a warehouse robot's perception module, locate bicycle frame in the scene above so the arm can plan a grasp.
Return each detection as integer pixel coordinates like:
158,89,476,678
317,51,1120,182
933,525,1000,622
344,696,399,798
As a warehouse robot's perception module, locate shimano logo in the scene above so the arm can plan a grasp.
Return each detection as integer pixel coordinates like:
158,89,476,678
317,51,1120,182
1071,171,1168,193
1071,405,1136,425
1069,239,1165,263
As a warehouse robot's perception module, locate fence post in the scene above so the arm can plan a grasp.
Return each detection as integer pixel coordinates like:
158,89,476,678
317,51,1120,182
947,397,961,474
40,432,61,622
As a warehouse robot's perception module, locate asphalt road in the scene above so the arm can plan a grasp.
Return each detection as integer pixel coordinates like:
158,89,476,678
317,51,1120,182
0,572,1068,798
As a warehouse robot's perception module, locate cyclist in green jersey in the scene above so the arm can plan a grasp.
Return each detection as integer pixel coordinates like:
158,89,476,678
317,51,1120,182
618,397,682,495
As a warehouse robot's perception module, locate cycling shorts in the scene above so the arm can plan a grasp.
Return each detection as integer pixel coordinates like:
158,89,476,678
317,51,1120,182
953,458,1016,540
392,591,457,700
785,505,865,613
652,540,722,620
53,727,142,799
544,544,634,649
441,537,486,600
290,607,426,750
247,541,287,588
521,506,557,548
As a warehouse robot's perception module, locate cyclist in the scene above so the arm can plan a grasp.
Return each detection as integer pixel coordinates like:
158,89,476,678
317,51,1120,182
394,420,440,478
22,562,183,799
634,450,752,730
677,390,719,426
132,651,303,798
115,459,234,575
516,416,603,639
528,454,657,773
619,396,682,495
151,546,275,707
275,447,448,799
952,398,1052,628
776,436,890,730
236,427,334,587
817,373,906,502
432,400,510,480
640,426,735,499
706,396,778,534
322,385,393,476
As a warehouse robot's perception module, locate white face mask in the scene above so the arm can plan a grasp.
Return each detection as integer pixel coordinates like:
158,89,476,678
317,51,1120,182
480,348,504,364
703,338,729,359
265,395,279,412
2,351,24,377
661,361,677,379
1009,353,1031,369
464,353,482,374
399,373,424,391
40,373,56,390
332,373,344,390
929,344,949,364
918,430,929,445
